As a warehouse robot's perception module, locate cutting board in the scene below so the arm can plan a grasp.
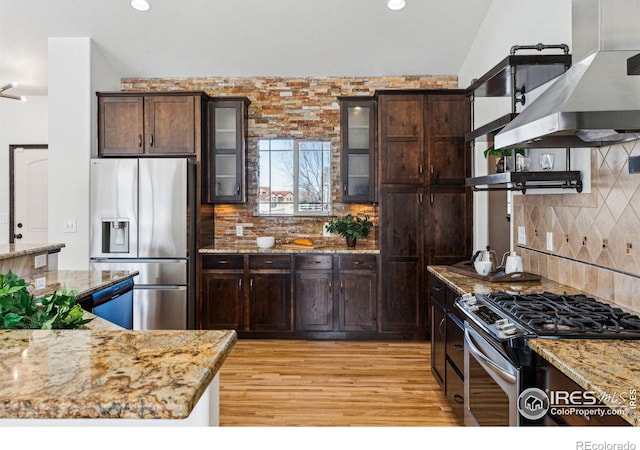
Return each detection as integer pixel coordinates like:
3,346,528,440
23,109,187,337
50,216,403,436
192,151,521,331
280,244,327,250
446,260,541,283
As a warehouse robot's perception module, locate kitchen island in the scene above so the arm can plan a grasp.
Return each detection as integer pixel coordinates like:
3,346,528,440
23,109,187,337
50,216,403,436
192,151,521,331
0,327,237,425
428,265,640,426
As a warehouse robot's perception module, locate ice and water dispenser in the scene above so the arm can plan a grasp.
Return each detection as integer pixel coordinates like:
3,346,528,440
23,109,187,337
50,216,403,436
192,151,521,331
101,219,130,253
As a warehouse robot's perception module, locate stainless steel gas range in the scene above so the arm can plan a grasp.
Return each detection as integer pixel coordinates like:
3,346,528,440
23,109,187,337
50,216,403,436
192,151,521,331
455,291,640,426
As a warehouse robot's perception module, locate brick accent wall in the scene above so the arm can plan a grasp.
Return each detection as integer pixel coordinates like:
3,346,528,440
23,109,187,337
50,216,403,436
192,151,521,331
122,75,458,246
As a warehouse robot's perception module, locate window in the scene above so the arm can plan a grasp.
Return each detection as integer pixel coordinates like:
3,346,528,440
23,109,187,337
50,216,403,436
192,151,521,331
258,139,331,216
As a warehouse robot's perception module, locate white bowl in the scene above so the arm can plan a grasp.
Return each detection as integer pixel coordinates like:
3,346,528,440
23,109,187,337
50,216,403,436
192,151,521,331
256,236,275,249
473,260,492,276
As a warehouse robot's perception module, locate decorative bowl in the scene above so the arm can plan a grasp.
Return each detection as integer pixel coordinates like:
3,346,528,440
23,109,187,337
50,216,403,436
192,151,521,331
256,236,275,249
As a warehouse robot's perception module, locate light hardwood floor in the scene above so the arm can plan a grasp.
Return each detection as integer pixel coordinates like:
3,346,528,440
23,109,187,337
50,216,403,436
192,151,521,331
219,339,461,426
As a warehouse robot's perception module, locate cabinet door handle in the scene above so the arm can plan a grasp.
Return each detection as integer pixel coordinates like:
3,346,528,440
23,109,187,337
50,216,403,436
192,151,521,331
430,164,434,174
343,183,347,194
150,133,154,147
328,281,332,294
138,134,142,148
419,164,423,174
340,280,344,292
249,278,253,290
439,318,445,337
419,193,423,204
430,193,434,205
236,183,240,195
239,279,242,290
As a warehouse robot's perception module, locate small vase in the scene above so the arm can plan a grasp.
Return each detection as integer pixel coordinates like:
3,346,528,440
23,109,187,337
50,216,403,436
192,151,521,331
346,236,357,248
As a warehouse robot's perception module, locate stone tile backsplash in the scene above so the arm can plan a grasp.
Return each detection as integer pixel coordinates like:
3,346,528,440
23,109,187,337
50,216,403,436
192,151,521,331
122,75,458,245
514,140,640,311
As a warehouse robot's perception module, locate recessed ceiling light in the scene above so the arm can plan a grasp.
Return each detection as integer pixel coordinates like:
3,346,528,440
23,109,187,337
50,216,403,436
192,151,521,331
387,0,406,11
130,0,151,12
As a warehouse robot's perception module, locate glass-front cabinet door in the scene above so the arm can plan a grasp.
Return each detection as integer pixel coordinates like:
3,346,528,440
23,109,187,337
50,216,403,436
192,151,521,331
339,97,376,203
206,98,250,203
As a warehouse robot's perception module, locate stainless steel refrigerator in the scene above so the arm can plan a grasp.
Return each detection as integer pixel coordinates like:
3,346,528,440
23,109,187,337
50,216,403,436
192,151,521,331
89,158,196,330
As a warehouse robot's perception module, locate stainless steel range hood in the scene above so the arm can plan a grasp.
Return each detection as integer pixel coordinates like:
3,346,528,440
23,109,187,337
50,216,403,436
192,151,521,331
495,0,640,149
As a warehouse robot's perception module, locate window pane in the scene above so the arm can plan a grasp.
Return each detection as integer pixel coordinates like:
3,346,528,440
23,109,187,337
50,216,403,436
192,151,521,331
258,138,330,216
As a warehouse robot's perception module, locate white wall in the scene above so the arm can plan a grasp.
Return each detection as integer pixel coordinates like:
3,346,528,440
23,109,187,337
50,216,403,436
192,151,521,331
0,97,48,244
47,38,120,269
458,0,572,252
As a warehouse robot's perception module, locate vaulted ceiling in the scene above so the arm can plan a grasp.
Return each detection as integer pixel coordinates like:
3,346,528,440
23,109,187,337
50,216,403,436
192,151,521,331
0,0,493,97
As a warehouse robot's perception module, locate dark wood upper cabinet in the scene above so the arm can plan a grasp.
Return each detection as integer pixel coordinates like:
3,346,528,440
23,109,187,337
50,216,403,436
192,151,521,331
338,96,377,203
97,91,208,157
205,97,250,204
425,95,471,185
378,94,425,185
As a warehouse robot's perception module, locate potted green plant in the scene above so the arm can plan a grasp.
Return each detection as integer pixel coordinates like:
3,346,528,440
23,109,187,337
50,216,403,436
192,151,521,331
484,145,526,173
326,214,373,247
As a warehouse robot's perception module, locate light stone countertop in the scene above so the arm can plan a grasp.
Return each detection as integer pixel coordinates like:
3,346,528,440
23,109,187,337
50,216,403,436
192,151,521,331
0,328,237,419
427,264,640,426
25,269,139,299
200,242,380,254
0,243,65,261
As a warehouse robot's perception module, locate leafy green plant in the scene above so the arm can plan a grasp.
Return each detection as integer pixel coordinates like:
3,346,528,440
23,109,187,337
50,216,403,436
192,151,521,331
483,131,525,158
326,214,373,240
0,271,92,329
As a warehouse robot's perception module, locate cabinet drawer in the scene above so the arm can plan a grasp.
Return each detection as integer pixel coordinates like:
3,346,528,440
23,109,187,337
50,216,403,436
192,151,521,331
429,274,445,304
446,288,464,322
445,361,465,424
202,254,244,270
249,254,291,270
338,254,377,270
295,254,333,270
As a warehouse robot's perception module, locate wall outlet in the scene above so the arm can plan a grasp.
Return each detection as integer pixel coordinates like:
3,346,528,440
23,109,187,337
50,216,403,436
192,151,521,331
322,222,332,237
517,226,526,245
35,277,46,291
546,232,553,251
34,254,47,269
63,218,77,233
236,225,243,236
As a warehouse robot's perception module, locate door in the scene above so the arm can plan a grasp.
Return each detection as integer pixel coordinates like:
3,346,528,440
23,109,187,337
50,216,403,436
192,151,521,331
11,145,48,243
90,159,139,258
138,158,187,258
133,286,187,330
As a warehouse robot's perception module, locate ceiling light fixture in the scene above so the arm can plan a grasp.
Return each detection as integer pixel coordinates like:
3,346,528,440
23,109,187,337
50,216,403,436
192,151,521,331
387,0,406,11
130,0,151,12
0,81,27,102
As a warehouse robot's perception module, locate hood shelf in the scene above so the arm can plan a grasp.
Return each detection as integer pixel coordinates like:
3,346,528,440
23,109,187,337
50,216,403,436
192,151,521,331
466,170,582,194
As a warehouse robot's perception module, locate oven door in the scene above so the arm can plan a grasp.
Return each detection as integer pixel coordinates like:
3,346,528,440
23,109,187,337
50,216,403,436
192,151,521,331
464,322,521,426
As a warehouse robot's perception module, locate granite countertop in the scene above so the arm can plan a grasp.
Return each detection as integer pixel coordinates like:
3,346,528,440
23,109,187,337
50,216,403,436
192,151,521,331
530,339,640,426
0,243,65,261
0,328,237,419
200,242,380,254
427,264,639,426
26,269,139,299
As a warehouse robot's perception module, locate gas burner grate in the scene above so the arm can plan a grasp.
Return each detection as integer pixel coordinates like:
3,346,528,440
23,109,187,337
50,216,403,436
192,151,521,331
483,291,640,337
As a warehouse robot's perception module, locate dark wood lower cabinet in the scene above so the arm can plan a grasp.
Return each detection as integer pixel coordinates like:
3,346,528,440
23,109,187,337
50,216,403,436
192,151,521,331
295,270,333,331
429,272,465,424
200,253,384,339
249,273,291,331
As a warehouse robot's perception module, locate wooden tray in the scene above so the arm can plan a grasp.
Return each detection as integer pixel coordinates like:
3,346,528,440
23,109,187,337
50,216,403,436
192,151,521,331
280,244,327,250
446,260,541,283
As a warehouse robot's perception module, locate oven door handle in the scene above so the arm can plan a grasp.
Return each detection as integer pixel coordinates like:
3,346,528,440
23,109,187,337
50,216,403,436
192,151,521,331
464,328,517,384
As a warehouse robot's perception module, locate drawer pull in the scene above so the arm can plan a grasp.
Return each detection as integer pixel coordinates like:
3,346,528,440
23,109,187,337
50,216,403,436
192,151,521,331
264,260,274,264
453,344,464,353
218,260,229,264
453,394,464,405
353,261,360,265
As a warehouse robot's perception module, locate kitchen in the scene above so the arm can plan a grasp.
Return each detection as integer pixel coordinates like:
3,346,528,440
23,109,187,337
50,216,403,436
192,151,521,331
1,0,640,447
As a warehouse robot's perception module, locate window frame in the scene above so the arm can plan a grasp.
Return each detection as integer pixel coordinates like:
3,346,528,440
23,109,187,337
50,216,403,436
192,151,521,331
258,138,332,217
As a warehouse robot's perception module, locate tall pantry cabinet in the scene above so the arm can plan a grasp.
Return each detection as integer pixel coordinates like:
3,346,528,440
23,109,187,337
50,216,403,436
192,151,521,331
377,90,472,338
